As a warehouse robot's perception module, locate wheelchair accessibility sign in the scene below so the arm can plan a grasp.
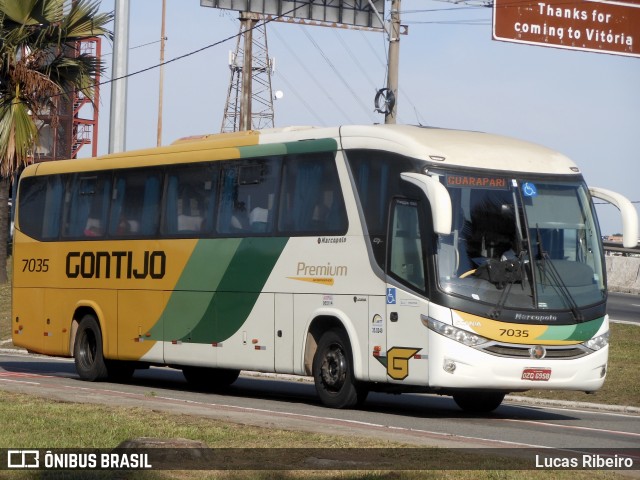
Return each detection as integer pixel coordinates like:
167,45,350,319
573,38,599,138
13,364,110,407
386,288,396,304
522,182,537,197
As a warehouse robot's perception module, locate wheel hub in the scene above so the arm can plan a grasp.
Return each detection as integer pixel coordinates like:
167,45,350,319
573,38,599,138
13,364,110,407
321,345,346,391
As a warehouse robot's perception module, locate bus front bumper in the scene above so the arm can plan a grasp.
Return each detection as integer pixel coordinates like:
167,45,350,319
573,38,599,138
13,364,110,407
428,335,608,392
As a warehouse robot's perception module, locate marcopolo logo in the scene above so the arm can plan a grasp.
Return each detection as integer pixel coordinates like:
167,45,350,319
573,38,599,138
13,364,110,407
317,237,347,244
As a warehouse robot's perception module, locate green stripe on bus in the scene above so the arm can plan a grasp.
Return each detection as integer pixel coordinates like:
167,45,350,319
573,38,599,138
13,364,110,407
537,316,605,342
155,237,288,344
237,138,337,159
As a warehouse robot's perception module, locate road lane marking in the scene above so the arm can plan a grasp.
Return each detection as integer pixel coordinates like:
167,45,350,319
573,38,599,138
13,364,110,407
498,418,640,438
0,378,40,385
0,372,52,377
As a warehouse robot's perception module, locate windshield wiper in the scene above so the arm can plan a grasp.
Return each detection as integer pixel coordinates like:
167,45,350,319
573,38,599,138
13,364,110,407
535,225,584,322
487,251,527,320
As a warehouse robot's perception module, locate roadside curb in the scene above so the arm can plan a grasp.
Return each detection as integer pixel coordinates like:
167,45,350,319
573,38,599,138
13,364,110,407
505,395,640,414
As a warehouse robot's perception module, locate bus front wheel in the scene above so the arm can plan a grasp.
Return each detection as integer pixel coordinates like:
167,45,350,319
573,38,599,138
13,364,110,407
313,328,367,409
453,391,505,413
74,315,108,381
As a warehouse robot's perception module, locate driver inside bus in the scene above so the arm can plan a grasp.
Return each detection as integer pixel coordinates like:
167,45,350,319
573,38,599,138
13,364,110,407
466,200,517,264
459,200,519,282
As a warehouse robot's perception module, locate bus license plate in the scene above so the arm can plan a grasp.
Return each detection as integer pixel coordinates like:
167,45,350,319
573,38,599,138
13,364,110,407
522,367,551,381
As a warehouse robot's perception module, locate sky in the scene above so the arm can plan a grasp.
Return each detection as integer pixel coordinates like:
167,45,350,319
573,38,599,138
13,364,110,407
90,0,640,237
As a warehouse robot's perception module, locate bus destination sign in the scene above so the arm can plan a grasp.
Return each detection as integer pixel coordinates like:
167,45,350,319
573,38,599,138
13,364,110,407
493,0,640,58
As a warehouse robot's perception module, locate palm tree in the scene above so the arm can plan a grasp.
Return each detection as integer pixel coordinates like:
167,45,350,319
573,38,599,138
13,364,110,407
0,0,113,282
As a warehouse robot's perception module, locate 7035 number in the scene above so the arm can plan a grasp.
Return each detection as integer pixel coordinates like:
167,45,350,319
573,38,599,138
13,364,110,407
22,258,49,273
499,328,529,338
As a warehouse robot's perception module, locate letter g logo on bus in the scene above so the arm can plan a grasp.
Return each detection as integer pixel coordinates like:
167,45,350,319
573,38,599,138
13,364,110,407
387,347,421,380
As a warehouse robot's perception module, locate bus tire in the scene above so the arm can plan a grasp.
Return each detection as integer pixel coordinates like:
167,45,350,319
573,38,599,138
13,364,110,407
313,328,367,409
74,315,108,382
453,391,505,413
182,366,240,391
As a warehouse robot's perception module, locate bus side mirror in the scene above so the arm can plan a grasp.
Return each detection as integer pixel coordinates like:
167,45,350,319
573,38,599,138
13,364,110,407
589,186,639,248
401,172,452,235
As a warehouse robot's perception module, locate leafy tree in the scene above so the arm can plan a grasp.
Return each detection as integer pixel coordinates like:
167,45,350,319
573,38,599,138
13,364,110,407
0,0,112,282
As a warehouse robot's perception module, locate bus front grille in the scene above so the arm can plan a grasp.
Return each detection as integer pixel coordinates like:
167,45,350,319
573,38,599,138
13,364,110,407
479,343,589,359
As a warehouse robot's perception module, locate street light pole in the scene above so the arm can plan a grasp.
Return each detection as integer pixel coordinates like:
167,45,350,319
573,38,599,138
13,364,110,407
109,0,130,153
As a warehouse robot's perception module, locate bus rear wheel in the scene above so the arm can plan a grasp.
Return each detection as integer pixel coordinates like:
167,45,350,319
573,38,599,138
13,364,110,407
74,315,108,381
182,366,240,391
313,328,367,409
453,391,505,413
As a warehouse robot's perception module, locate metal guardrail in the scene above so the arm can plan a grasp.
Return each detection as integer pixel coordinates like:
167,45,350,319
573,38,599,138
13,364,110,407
604,242,640,256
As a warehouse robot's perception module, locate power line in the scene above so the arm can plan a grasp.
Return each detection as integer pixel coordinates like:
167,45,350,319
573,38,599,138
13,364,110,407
332,29,379,93
271,66,326,126
300,26,377,123
102,38,165,57
405,19,491,25
271,27,355,124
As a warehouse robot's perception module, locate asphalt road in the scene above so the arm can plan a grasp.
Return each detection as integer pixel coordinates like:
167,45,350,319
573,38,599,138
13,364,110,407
608,292,640,324
1,351,638,462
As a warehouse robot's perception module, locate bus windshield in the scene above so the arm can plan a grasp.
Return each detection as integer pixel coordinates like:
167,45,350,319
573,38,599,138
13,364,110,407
436,173,605,312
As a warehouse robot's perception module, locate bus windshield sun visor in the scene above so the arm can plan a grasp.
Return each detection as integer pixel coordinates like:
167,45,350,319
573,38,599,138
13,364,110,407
400,172,452,235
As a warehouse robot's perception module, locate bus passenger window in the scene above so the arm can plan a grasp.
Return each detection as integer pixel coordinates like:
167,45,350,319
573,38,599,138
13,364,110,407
278,153,347,234
62,173,111,239
165,165,215,236
109,170,161,237
217,158,281,235
18,176,64,240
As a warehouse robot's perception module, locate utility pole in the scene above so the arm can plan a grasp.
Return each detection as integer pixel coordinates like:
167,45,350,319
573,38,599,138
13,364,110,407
385,0,401,125
239,12,258,131
157,0,167,146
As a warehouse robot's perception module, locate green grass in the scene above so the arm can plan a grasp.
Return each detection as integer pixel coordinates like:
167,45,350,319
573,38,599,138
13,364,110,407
519,323,640,407
0,390,384,449
0,390,628,480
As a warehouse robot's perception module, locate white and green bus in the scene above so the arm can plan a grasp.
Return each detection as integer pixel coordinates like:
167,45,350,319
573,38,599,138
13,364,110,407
12,125,638,412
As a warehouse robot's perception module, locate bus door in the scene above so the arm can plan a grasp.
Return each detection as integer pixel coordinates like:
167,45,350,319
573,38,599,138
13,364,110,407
384,198,430,385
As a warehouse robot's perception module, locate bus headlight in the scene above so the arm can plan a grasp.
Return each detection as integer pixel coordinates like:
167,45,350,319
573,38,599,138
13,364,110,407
424,317,490,347
582,331,609,351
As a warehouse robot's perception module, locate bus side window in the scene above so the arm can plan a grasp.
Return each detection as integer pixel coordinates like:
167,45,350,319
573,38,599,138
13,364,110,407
17,175,64,240
165,164,215,235
109,170,162,237
278,153,346,234
217,167,246,234
62,173,111,238
217,158,281,235
389,200,426,291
